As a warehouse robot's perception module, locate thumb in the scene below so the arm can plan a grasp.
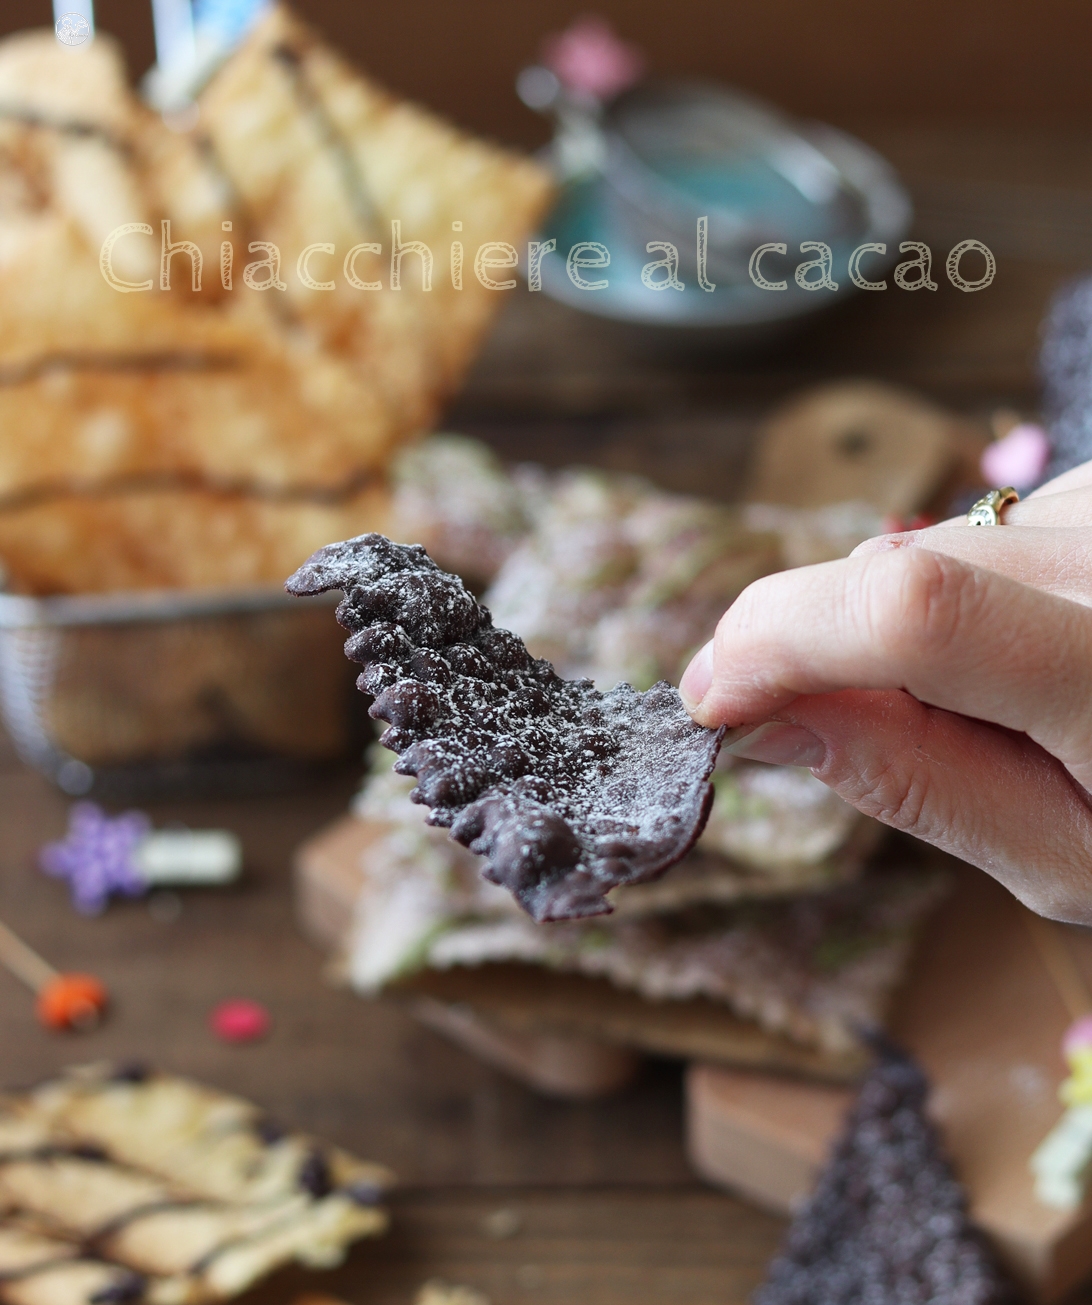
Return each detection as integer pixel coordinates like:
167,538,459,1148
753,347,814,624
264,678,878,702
723,688,1092,924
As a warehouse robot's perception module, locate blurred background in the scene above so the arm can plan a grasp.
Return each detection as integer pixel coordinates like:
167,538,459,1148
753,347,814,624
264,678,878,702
9,0,1092,137
109,0,1087,417
2,0,1085,473
1,6,1092,1304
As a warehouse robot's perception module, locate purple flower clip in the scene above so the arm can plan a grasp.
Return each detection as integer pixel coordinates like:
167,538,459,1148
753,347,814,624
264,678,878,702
39,803,150,915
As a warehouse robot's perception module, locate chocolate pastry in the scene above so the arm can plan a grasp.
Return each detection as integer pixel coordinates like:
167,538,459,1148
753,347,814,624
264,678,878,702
755,1049,1020,1305
1042,274,1092,482
286,534,724,921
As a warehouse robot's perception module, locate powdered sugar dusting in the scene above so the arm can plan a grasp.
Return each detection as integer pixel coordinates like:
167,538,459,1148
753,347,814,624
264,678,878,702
287,534,723,921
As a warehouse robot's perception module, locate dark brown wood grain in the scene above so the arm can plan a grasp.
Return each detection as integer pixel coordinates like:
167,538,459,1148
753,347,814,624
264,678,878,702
0,759,780,1303
0,765,694,1188
9,2,1092,143
238,1185,785,1305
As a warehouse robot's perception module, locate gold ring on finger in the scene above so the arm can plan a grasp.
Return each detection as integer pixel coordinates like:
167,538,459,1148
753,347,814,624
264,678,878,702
966,486,1019,526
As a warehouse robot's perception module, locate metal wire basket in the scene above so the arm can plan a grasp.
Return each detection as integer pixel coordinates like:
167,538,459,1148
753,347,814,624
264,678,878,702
0,585,364,798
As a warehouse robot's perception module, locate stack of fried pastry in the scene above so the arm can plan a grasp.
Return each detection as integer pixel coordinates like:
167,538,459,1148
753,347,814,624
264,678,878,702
329,438,946,1065
0,1063,392,1305
0,7,551,595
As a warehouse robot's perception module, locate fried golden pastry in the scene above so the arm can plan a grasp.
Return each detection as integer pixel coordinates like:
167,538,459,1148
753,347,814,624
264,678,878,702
0,1064,393,1305
0,13,552,506
197,4,553,410
0,32,240,362
0,351,392,502
0,483,390,594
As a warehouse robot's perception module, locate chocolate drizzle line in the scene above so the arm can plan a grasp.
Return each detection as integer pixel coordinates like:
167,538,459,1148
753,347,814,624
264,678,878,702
0,107,130,156
286,534,724,921
0,1255,81,1284
270,41,381,236
88,1271,147,1304
87,1199,205,1251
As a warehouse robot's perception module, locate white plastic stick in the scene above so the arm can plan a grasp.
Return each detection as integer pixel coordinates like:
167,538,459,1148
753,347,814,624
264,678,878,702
132,830,242,885
53,0,95,32
150,0,196,72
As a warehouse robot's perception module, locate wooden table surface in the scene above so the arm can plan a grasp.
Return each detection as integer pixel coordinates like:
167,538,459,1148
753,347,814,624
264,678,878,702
0,748,787,1305
3,125,1092,1304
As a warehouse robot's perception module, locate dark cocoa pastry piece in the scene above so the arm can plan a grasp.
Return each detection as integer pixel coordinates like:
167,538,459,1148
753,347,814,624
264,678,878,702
286,534,723,921
110,1064,150,1084
89,1273,147,1305
253,1116,286,1145
1041,275,1092,482
755,1049,1020,1305
297,1149,333,1198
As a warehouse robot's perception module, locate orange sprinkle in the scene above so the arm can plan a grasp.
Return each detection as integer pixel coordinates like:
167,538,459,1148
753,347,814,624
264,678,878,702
36,974,108,1031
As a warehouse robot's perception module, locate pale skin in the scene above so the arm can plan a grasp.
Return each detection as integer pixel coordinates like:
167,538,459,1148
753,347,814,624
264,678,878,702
679,462,1092,925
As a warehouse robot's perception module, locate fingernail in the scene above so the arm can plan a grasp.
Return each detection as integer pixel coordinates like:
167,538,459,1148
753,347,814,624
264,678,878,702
680,640,714,711
724,722,826,769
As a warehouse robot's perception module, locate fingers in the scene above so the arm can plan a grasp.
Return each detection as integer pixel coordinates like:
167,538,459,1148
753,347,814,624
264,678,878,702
857,478,1092,549
854,527,1092,604
681,547,1092,791
1027,462,1092,498
725,688,1092,924
999,487,1090,527
851,476,1092,600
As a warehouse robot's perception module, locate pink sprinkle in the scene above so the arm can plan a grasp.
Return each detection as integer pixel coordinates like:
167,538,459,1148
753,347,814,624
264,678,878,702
542,17,645,101
1063,1015,1092,1057
980,423,1050,490
210,999,270,1043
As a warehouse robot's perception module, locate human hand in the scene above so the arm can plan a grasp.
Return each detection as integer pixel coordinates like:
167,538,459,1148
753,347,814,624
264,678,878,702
680,462,1092,922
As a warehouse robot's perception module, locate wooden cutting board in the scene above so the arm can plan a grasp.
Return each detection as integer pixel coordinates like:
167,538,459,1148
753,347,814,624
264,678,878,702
295,813,1092,1296
686,864,1092,1302
294,814,869,1096
745,380,987,516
